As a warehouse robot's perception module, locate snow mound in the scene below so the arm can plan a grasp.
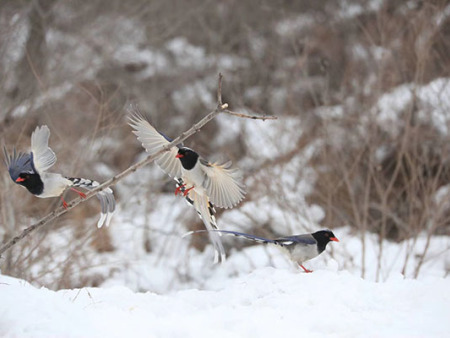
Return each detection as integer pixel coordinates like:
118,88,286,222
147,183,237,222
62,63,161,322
1,269,449,337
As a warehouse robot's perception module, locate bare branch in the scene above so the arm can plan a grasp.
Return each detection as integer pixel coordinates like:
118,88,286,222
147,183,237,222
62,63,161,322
0,74,277,257
224,109,278,121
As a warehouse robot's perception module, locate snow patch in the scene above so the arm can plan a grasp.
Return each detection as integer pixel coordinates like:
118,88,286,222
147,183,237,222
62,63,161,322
375,78,450,135
1,269,449,337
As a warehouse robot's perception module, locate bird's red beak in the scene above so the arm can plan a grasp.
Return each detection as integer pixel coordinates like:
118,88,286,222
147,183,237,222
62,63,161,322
15,177,25,182
176,154,184,158
330,237,339,242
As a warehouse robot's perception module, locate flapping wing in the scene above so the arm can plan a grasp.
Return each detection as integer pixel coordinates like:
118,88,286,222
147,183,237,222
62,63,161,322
30,125,57,173
3,147,34,181
128,112,182,178
199,159,245,209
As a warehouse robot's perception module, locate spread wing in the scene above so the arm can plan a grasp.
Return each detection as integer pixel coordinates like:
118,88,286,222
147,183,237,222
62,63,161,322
199,159,245,209
128,112,182,178
3,147,34,181
30,125,57,173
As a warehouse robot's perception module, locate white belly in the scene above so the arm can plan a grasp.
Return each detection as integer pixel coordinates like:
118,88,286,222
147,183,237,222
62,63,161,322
182,165,207,196
38,173,71,198
279,243,319,264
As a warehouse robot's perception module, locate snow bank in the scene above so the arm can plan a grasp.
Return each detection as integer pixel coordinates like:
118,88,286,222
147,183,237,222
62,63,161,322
1,269,449,337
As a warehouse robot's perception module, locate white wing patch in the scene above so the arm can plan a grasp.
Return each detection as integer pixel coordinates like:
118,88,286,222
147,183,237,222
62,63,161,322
30,125,57,173
128,113,182,178
200,160,246,209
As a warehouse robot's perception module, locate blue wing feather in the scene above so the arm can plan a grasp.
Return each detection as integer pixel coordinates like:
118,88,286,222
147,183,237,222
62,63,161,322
275,234,316,245
3,147,35,181
158,131,183,148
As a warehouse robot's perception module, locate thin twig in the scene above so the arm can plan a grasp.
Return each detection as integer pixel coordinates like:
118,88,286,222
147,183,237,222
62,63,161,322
224,109,278,121
0,74,277,257
217,72,223,106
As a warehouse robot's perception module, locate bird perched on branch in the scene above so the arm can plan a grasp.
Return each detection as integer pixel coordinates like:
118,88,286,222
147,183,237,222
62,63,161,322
129,112,246,263
185,229,339,272
3,125,116,228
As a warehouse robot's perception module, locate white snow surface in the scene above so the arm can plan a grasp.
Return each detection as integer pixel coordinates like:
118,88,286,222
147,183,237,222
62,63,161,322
375,78,450,135
1,268,449,337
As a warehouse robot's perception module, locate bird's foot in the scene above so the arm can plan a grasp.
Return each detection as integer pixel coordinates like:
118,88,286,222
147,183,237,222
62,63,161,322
61,197,68,209
183,186,194,196
71,188,86,199
299,265,313,273
175,184,186,196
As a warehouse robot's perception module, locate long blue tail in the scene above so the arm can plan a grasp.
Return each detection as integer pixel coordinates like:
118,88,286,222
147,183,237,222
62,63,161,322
184,229,280,245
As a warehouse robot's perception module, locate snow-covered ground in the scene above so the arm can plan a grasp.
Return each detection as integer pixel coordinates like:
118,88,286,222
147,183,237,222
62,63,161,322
1,267,449,337
1,215,449,337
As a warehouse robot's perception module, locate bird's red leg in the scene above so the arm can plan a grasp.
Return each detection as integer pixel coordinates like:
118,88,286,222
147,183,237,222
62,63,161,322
175,184,186,196
299,264,313,273
61,196,68,209
183,186,194,196
70,187,86,199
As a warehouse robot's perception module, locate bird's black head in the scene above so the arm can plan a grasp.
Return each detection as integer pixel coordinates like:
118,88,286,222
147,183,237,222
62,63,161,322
176,147,199,170
14,172,44,195
311,230,339,253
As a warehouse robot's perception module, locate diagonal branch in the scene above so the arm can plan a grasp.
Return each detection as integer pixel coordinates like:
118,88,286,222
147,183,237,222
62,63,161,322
0,73,277,257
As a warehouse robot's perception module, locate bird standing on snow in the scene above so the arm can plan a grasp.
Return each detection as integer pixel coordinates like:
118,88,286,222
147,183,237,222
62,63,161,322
186,229,339,272
4,125,116,228
129,112,246,263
